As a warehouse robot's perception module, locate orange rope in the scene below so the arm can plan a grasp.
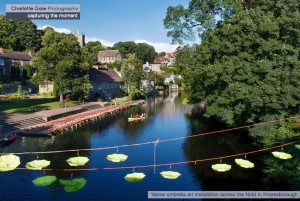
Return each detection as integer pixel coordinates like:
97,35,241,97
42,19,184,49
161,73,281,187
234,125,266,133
12,140,300,171
3,114,300,155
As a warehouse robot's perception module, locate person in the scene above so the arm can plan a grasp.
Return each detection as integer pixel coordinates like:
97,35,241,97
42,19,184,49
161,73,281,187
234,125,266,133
135,114,139,118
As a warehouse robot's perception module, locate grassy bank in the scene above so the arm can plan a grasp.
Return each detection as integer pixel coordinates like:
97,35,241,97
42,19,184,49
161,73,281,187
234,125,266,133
0,98,78,113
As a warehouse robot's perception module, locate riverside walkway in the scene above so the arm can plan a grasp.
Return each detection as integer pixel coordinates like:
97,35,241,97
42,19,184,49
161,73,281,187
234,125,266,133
0,100,145,137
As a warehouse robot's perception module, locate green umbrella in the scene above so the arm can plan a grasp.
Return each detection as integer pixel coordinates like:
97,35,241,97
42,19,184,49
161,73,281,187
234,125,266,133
160,171,181,179
106,154,128,162
272,151,292,160
211,164,231,172
235,159,255,168
26,160,51,170
59,178,87,192
32,176,57,186
66,156,89,166
295,144,300,150
124,172,146,182
0,154,20,172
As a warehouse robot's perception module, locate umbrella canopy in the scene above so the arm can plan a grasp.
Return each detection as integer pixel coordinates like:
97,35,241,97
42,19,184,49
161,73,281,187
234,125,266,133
59,178,87,192
295,144,300,150
66,156,89,166
26,160,51,170
211,164,231,172
0,154,20,172
160,171,181,179
106,154,128,162
272,151,292,160
124,172,146,182
235,159,255,168
32,176,57,187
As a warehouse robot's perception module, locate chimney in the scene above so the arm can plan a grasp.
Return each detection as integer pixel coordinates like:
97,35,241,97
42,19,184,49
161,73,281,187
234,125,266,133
28,50,32,56
0,47,3,53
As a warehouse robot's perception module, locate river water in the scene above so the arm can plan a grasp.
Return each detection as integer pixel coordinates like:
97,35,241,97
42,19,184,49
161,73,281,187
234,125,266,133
0,92,297,200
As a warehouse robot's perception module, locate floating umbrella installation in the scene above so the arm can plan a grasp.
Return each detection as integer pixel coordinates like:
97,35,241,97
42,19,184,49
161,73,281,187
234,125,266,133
124,172,146,182
59,178,87,192
235,159,255,169
32,176,57,187
272,151,292,160
211,164,231,172
160,171,181,179
0,154,20,172
26,160,51,170
106,154,128,162
66,156,89,167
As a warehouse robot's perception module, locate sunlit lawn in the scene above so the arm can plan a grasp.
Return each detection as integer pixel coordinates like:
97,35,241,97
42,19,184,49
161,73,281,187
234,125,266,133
0,98,78,113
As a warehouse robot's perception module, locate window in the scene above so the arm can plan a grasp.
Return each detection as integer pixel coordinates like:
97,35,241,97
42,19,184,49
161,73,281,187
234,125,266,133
0,58,4,65
0,68,5,76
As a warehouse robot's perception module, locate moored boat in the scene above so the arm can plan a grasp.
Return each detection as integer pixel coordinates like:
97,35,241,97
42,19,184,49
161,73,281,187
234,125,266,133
0,133,17,145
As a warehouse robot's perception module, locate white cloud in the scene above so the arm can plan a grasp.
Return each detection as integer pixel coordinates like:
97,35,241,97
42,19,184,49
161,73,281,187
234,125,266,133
38,25,72,34
85,36,115,48
38,25,178,53
134,39,178,53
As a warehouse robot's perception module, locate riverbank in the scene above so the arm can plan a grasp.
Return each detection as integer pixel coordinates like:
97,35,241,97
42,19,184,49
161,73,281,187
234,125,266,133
0,100,146,138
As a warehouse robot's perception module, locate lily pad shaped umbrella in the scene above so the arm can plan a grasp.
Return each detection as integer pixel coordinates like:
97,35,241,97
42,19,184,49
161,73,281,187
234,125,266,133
106,154,128,162
272,151,292,160
66,156,89,166
211,164,231,172
235,159,255,169
0,154,20,172
32,176,57,187
124,172,146,182
160,171,181,179
59,178,87,192
26,160,51,170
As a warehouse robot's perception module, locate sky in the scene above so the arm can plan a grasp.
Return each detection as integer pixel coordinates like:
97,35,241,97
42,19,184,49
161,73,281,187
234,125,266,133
0,0,191,53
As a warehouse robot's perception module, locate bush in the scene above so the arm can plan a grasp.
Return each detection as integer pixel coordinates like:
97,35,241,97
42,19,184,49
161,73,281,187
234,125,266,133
7,94,21,100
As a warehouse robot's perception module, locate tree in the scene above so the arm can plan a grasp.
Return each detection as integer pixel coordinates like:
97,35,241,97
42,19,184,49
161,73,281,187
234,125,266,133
121,53,144,93
82,41,105,66
23,64,33,79
10,64,20,81
181,1,300,146
158,52,166,57
0,15,16,49
135,43,157,63
113,41,137,58
11,19,43,52
32,28,90,102
163,0,251,44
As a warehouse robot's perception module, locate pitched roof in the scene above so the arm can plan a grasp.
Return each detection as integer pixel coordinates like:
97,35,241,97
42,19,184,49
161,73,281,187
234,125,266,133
98,50,120,58
5,52,32,61
89,67,123,83
0,52,8,59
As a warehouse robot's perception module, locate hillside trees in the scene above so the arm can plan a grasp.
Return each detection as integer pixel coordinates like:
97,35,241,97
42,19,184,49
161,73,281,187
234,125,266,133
165,0,300,146
32,27,90,102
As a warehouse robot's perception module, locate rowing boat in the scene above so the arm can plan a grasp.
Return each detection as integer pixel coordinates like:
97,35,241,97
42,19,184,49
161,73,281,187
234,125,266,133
128,116,147,122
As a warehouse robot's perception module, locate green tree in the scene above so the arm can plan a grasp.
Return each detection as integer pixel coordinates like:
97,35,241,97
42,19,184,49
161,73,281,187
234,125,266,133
113,41,137,58
121,53,144,93
0,15,16,49
158,52,166,57
180,1,300,146
10,64,20,81
32,28,90,102
22,64,33,79
82,41,105,66
11,19,43,52
135,43,157,63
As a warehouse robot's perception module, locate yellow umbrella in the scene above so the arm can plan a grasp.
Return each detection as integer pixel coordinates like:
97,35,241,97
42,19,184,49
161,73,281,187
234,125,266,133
272,151,292,160
26,160,51,170
0,154,20,172
124,172,145,182
66,156,89,166
235,159,255,168
211,164,231,172
160,171,181,179
106,154,128,162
